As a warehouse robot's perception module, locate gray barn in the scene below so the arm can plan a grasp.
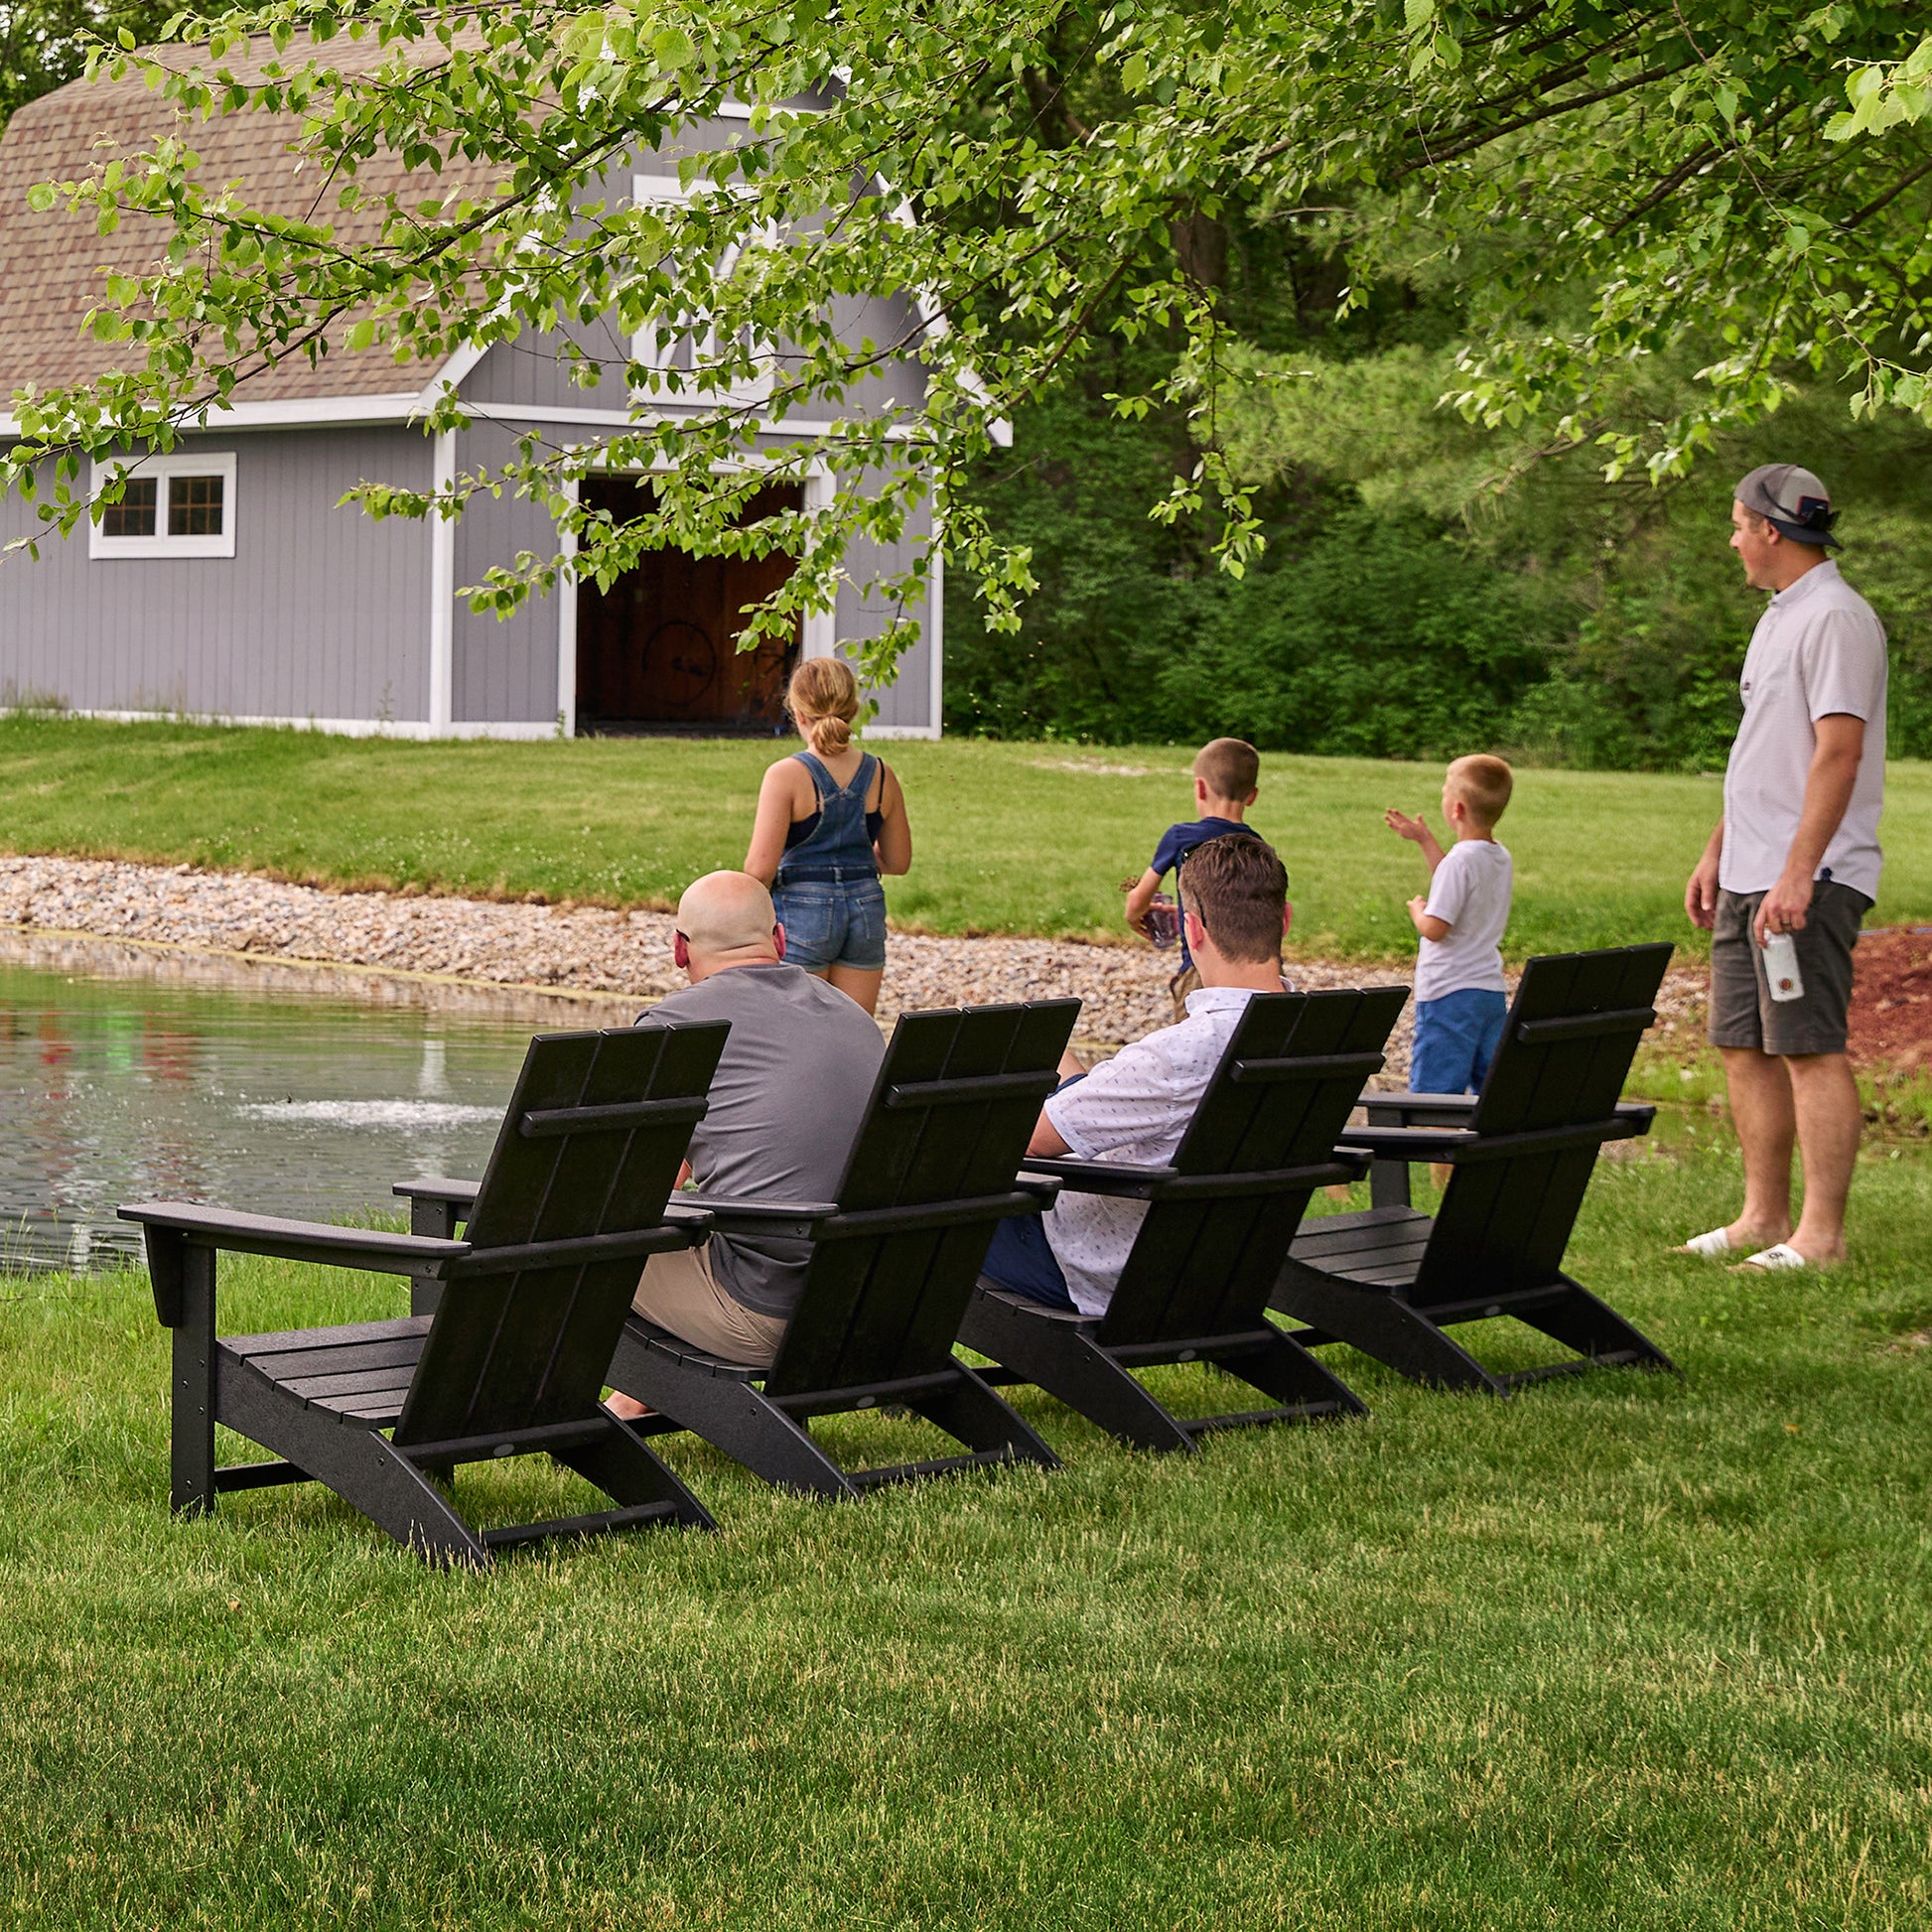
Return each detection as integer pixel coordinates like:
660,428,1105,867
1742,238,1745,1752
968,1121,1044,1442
0,63,944,738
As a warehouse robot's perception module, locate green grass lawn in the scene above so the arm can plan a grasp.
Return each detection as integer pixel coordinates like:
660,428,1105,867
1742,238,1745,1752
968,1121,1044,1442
1,1135,1929,1927
6,716,1932,957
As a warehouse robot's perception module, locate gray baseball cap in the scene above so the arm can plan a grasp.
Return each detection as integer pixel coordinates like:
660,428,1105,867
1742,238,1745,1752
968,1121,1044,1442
1734,463,1841,548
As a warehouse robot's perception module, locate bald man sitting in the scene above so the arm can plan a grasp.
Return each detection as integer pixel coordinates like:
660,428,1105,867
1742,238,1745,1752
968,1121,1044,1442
621,870,885,1376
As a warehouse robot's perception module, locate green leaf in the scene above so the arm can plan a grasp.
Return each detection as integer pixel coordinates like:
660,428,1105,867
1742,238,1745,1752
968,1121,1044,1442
651,27,698,70
25,185,56,213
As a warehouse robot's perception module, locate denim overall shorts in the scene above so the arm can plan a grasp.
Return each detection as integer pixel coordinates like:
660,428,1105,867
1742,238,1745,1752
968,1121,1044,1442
771,750,889,971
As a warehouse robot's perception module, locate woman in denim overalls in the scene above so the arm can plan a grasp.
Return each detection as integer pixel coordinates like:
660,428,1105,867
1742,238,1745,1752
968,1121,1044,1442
745,657,912,1014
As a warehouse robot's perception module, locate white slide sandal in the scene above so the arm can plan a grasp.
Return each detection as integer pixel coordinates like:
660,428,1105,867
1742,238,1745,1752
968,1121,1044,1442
1671,1226,1740,1259
1734,1243,1810,1272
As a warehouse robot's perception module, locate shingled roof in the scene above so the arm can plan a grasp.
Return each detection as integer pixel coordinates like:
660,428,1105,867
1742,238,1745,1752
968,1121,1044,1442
0,37,503,410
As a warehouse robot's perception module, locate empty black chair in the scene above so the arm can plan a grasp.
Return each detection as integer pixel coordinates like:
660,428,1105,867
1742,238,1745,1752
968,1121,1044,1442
957,988,1406,1451
1274,943,1677,1394
123,1024,728,1567
593,1000,1080,1497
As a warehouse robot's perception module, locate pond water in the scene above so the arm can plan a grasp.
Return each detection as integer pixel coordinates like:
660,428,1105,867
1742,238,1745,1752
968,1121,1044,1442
0,960,554,1273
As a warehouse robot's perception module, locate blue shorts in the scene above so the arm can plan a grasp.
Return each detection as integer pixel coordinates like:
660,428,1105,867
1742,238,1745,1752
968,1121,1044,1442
770,874,888,972
1411,987,1509,1095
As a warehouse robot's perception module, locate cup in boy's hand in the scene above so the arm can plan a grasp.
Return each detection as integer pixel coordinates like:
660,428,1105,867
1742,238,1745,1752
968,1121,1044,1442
1143,894,1181,949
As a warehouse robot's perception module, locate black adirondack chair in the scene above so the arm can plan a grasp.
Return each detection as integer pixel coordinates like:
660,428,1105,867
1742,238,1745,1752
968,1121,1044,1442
955,987,1407,1452
1272,942,1677,1394
606,999,1082,1498
122,1024,729,1567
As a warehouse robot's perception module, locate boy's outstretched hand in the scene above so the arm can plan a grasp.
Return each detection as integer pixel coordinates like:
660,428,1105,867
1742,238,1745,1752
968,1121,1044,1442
1384,807,1430,843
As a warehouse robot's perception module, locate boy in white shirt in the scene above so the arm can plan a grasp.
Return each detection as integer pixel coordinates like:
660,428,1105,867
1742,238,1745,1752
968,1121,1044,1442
1385,755,1515,1095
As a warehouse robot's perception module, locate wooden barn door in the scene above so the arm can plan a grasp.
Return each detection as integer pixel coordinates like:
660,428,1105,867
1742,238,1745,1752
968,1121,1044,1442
575,479,804,733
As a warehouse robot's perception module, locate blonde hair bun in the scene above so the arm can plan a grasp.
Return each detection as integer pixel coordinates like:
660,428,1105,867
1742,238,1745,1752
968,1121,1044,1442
787,657,861,758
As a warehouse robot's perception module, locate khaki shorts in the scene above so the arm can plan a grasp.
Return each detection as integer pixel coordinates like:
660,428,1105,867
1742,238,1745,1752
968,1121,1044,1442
631,1241,788,1370
1708,881,1870,1058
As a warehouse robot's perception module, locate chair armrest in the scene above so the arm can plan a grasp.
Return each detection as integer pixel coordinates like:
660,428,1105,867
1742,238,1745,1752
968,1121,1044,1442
678,1192,842,1240
1360,1091,1480,1126
1614,1101,1657,1132
393,1177,481,1208
1018,1157,1181,1200
1338,1110,1655,1164
1333,1125,1476,1160
120,1201,469,1292
1014,1172,1063,1205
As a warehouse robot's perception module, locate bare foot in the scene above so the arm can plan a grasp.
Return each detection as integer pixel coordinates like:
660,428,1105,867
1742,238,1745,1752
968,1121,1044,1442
605,1391,653,1422
1782,1234,1847,1267
1667,1219,1790,1256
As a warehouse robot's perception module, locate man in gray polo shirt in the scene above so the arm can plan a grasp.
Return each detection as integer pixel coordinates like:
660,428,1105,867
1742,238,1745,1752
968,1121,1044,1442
1680,464,1886,1270
609,870,884,1396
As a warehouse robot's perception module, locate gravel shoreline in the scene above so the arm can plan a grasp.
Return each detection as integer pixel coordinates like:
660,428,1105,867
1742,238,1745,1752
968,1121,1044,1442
0,854,1709,1072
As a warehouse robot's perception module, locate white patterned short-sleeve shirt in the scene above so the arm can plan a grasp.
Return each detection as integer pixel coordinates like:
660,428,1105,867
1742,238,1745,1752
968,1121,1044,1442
1721,559,1887,900
1040,983,1279,1316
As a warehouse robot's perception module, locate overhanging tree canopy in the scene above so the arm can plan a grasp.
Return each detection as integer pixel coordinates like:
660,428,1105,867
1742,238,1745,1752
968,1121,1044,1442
4,0,1929,678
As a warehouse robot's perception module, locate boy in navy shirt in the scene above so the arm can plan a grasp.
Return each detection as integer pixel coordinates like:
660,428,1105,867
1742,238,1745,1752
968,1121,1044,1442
1126,738,1263,1014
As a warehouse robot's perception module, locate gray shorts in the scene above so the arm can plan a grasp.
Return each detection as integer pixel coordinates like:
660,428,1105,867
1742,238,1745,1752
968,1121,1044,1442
1708,881,1870,1057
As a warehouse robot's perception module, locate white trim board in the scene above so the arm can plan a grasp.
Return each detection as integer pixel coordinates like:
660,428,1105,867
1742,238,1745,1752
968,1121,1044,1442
555,475,581,739
427,429,457,733
53,707,563,742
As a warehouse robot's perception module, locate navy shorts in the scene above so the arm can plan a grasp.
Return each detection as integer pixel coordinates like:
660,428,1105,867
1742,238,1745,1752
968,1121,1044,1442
1411,987,1508,1095
980,1212,1076,1311
771,875,888,972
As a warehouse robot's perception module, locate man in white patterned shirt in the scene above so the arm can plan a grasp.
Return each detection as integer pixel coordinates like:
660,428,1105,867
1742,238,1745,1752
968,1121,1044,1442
979,835,1293,1315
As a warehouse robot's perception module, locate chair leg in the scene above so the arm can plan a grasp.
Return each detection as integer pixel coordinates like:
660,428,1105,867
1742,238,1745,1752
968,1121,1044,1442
217,1353,492,1566
1212,1327,1368,1419
554,1414,716,1528
171,1246,217,1517
609,1331,861,1500
1514,1280,1679,1375
1272,1262,1509,1395
958,1292,1195,1454
906,1364,1061,1471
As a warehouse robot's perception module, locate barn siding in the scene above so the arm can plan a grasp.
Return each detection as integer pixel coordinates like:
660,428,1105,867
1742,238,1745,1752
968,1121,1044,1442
448,420,565,726
0,426,433,722
835,492,935,735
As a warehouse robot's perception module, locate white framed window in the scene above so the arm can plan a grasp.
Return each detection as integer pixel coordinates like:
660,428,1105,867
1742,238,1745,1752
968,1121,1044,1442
630,175,777,405
88,451,237,559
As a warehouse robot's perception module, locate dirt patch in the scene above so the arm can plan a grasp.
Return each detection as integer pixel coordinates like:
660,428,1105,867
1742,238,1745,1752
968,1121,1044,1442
1847,927,1932,1073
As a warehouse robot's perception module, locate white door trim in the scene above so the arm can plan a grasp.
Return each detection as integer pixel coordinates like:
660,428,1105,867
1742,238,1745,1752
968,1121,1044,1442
428,429,456,734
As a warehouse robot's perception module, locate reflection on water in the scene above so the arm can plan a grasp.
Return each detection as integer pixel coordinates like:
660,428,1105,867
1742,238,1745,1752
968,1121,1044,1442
0,962,544,1273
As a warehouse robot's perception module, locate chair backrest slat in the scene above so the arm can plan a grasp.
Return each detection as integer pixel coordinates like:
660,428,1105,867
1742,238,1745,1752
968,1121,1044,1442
393,1023,728,1445
1415,944,1672,1305
763,1000,1079,1397
1097,986,1408,1346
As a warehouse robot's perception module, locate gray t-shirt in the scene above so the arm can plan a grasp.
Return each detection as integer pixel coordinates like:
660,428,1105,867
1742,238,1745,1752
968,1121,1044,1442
1721,560,1887,900
1416,838,1512,1002
640,962,885,1318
